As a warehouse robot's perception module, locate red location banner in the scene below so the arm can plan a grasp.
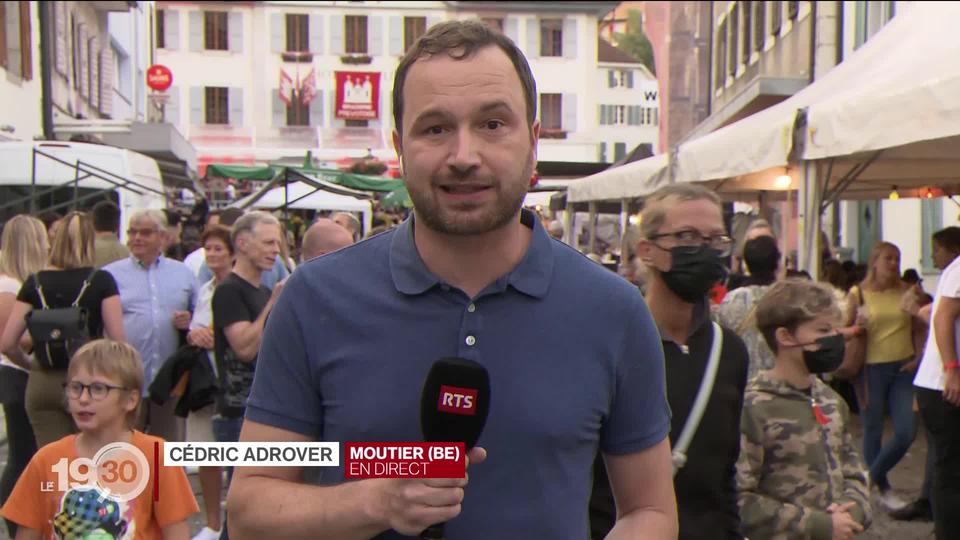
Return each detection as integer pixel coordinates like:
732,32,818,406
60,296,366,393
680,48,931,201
334,71,380,120
343,442,466,479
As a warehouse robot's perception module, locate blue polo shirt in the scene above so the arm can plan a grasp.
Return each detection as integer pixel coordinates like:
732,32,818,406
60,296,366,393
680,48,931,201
247,209,670,539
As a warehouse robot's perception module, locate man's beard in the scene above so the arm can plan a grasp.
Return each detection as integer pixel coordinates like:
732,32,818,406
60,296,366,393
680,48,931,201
407,156,534,236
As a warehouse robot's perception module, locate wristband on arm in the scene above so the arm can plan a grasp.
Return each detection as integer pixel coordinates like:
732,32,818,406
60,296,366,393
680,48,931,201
944,361,960,371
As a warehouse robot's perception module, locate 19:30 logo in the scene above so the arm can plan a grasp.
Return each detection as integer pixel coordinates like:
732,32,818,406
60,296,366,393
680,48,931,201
51,442,150,502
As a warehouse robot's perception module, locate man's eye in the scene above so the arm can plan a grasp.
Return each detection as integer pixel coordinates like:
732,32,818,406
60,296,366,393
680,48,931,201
424,126,445,135
482,120,504,130
676,231,699,241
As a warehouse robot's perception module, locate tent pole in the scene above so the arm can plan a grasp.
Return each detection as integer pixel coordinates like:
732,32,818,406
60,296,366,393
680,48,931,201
620,198,629,258
563,202,574,247
588,202,598,254
799,160,823,278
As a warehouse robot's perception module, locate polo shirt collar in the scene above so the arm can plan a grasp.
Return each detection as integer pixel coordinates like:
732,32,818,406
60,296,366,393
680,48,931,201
658,298,712,345
132,253,163,269
389,208,554,298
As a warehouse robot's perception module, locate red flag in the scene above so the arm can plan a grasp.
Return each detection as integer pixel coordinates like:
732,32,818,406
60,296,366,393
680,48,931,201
279,69,294,105
300,68,317,106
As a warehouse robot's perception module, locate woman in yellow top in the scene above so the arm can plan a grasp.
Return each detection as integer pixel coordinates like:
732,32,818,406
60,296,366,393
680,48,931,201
846,242,919,511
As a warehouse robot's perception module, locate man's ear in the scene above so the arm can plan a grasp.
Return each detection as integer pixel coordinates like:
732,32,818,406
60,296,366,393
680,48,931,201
635,239,654,265
392,129,403,176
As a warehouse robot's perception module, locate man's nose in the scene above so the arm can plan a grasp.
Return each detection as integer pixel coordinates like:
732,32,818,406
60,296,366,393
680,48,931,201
448,127,481,174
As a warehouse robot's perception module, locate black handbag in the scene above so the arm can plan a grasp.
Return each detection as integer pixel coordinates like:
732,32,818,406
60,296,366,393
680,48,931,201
24,270,96,370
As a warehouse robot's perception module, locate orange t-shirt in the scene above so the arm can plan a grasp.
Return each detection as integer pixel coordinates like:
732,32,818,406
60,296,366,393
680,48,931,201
1,431,198,539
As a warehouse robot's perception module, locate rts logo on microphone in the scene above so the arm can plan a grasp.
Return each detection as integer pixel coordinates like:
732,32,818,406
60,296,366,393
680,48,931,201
437,385,478,415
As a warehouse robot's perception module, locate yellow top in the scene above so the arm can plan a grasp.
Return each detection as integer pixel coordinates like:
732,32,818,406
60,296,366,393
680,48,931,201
858,286,914,364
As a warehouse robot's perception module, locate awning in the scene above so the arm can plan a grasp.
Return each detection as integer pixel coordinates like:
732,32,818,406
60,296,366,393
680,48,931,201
801,1,960,197
566,154,669,202
205,164,279,181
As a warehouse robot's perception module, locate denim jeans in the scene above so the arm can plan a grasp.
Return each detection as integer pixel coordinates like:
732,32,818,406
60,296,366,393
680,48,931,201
917,387,960,539
861,360,917,490
212,415,244,540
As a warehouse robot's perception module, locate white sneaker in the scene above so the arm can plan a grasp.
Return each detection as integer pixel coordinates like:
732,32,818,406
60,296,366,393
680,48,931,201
880,490,908,511
191,527,221,540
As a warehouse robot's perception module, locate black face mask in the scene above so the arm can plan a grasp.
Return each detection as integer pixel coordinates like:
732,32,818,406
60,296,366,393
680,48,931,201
660,246,728,303
797,334,846,374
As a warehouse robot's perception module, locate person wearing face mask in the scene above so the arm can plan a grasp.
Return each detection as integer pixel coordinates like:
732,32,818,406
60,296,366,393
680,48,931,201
737,280,871,540
627,184,749,539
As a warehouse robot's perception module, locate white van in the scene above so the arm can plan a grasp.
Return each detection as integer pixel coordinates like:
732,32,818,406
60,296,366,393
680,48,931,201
0,141,168,241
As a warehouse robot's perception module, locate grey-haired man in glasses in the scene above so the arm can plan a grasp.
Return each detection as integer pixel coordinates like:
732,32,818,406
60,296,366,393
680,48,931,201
593,183,749,540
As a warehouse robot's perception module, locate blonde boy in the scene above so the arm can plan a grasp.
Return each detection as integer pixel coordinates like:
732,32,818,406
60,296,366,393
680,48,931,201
1,340,198,539
737,281,871,540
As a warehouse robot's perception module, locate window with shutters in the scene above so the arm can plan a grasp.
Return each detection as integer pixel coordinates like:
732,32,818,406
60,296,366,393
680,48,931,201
728,7,738,76
157,9,165,48
205,87,229,124
754,2,766,51
481,18,503,33
741,2,751,64
204,11,228,51
715,19,727,88
345,15,367,54
540,93,562,131
71,14,79,90
540,19,562,57
287,90,309,126
614,142,627,162
787,1,800,20
0,3,8,71
404,17,426,52
286,14,308,52
18,1,30,80
771,1,783,35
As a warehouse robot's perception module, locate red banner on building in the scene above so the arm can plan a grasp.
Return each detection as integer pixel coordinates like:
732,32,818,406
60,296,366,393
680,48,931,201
335,71,380,120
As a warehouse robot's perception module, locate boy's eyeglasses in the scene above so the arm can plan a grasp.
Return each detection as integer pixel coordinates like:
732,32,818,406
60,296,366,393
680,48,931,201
649,229,734,257
63,381,129,400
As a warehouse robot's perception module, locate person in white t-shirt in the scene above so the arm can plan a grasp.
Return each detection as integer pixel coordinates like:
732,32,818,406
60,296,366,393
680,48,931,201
0,215,48,538
911,226,960,539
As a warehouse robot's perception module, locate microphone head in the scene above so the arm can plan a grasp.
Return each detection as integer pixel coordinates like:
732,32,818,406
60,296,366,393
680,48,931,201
420,357,490,449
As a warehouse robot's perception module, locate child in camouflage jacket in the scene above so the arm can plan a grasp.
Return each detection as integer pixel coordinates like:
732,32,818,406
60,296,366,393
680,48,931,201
737,280,871,540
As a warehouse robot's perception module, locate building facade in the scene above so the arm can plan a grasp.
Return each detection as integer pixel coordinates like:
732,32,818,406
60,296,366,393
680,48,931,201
0,1,42,142
642,1,711,152
155,0,657,176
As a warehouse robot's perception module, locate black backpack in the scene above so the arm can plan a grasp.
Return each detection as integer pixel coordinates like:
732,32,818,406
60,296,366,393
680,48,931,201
24,269,97,370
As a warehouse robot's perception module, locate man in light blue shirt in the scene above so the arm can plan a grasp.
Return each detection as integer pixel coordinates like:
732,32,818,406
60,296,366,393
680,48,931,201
104,209,198,442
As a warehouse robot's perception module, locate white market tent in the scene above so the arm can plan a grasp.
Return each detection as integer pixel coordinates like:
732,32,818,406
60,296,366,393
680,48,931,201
666,2,960,274
566,153,669,203
232,182,373,234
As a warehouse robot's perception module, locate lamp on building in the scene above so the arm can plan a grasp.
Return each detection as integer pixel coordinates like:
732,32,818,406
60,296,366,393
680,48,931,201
774,170,792,189
926,188,935,199
629,214,642,226
889,186,901,201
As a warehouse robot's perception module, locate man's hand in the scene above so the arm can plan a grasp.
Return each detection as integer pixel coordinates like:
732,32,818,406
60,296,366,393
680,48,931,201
188,327,214,349
173,310,192,330
944,370,960,406
370,447,486,536
900,359,919,373
831,509,863,540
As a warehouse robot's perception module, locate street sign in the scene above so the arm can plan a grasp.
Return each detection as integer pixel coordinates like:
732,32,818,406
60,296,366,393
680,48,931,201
146,64,173,91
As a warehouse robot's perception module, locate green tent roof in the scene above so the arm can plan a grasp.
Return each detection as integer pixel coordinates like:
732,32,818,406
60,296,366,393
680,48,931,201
204,163,404,193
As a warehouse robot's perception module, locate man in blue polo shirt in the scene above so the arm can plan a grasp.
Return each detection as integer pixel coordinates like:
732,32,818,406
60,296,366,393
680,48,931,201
228,20,676,540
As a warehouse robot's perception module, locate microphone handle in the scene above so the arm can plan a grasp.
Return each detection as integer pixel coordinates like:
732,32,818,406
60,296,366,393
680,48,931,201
420,523,445,539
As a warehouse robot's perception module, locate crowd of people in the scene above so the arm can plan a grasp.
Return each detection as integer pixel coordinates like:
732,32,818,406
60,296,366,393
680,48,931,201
0,18,957,540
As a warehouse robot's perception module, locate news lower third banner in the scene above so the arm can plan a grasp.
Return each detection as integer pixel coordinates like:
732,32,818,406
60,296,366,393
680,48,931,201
163,442,467,479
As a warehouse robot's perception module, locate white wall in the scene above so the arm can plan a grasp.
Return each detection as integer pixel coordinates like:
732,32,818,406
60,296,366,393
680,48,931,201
0,1,42,141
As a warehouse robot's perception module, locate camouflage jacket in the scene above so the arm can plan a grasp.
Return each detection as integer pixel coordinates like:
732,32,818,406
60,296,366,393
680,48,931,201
736,373,871,540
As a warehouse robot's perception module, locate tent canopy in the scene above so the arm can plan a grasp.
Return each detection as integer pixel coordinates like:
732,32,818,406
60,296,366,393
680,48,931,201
205,163,403,192
231,182,373,234
566,154,669,202
673,2,960,201
205,164,278,181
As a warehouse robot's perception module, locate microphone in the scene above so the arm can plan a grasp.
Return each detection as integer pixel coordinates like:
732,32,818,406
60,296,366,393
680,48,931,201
419,357,491,540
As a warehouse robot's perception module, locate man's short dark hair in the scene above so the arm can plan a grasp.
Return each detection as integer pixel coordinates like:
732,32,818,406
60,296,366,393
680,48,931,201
392,20,537,137
91,201,121,233
933,226,960,253
163,209,182,228
743,236,780,280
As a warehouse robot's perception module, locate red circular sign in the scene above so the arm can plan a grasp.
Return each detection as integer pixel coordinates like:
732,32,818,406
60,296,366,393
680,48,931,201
146,64,173,91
